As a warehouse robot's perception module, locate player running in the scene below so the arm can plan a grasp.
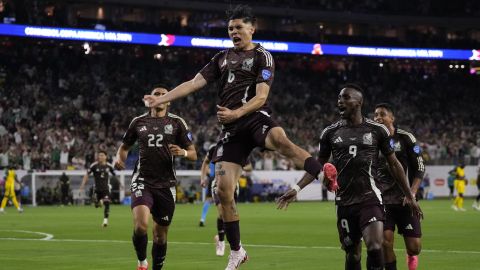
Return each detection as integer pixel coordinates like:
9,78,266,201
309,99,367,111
80,150,116,227
0,166,23,213
277,85,422,270
116,86,197,270
374,103,425,270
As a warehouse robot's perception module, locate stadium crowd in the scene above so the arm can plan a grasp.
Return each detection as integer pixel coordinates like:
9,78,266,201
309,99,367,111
0,39,479,171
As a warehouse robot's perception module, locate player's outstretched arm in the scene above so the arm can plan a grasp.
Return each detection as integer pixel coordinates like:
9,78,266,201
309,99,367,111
276,172,316,210
216,82,269,124
115,143,131,170
386,153,424,219
143,73,207,108
79,172,89,191
200,155,210,188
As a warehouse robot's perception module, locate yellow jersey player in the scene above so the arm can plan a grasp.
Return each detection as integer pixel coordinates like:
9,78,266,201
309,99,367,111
452,163,467,211
0,166,23,213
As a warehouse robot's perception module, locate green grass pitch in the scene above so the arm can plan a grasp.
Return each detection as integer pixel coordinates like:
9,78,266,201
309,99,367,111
0,199,479,269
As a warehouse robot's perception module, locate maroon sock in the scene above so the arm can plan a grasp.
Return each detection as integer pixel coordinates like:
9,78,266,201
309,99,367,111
132,232,148,261
304,157,322,178
224,220,240,251
385,261,397,270
217,218,225,241
152,242,167,270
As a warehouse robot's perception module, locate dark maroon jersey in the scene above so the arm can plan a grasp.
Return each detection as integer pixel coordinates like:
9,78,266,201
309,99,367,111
87,162,115,191
199,44,275,115
318,118,394,206
377,128,425,204
122,112,193,188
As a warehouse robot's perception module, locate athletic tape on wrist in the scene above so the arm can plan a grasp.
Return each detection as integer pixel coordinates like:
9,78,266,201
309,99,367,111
293,184,301,193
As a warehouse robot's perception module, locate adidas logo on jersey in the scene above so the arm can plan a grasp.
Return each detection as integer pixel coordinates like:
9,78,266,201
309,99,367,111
368,217,377,223
139,126,147,132
405,224,414,230
334,137,343,143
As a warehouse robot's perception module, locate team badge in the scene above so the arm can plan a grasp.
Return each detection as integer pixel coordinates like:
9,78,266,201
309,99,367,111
216,145,224,157
262,69,271,80
393,141,402,152
242,58,254,71
164,124,173,134
362,132,372,145
413,145,421,154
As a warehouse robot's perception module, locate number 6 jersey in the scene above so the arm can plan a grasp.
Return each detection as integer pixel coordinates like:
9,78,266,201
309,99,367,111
122,112,193,188
318,118,394,206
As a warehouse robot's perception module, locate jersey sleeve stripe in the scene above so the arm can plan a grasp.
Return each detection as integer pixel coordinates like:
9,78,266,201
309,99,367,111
366,119,391,136
168,113,189,130
127,113,148,128
397,129,417,143
320,121,342,139
257,47,273,67
89,162,98,169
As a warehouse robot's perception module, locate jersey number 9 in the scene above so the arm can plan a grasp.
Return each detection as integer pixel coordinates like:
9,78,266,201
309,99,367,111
349,145,357,157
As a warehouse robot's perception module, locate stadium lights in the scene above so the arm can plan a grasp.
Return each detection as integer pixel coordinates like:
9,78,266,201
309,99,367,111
153,53,162,60
379,63,384,67
449,65,453,68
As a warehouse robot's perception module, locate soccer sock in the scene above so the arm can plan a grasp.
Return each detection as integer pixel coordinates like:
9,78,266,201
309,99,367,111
366,249,384,270
454,196,459,207
385,261,397,270
152,242,167,270
458,196,464,209
11,196,20,209
345,256,361,270
224,220,241,251
132,232,148,261
217,217,225,241
104,201,110,218
0,197,7,209
200,201,211,222
303,157,322,178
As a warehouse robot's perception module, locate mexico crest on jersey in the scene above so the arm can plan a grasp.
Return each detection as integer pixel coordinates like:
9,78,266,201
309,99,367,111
164,124,173,134
362,132,373,145
242,58,254,71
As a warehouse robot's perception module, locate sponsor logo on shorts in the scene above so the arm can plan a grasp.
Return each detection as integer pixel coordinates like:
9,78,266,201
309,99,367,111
368,217,377,223
405,224,414,230
343,236,353,247
161,216,169,222
135,190,143,197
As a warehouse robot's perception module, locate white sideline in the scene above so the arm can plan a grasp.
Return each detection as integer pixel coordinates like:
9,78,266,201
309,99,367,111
0,231,479,255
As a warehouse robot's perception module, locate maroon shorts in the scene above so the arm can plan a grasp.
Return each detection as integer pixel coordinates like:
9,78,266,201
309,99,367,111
384,204,422,238
131,183,176,226
336,203,385,250
95,190,111,203
212,111,279,166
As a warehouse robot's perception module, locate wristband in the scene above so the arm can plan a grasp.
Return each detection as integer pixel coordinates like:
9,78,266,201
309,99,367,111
183,149,188,157
292,184,301,193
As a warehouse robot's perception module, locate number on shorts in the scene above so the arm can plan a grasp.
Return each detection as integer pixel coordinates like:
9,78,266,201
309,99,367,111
349,145,357,157
340,218,350,233
227,69,235,83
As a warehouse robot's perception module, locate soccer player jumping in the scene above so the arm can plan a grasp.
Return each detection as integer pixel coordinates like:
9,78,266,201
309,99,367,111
143,5,335,270
116,86,197,270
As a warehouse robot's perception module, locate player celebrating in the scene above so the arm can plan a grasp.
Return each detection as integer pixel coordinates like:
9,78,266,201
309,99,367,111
143,6,334,269
116,86,197,270
80,150,116,227
374,103,425,270
0,166,23,213
277,85,422,270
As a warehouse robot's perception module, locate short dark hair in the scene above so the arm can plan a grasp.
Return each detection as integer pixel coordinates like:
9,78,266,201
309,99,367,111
152,83,170,91
341,83,364,100
375,103,395,115
98,150,108,156
226,5,256,24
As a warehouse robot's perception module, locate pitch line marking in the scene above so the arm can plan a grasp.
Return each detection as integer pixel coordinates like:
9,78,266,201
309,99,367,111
0,236,479,255
0,230,54,240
